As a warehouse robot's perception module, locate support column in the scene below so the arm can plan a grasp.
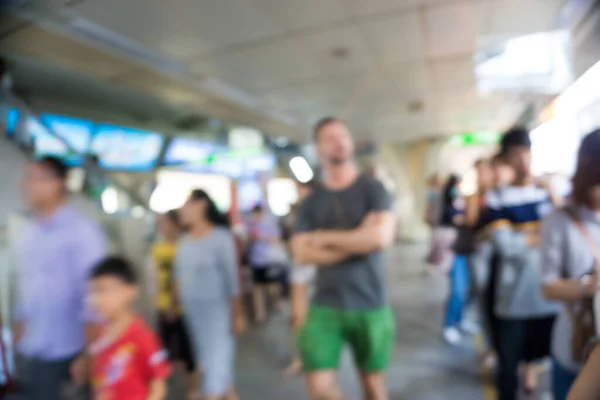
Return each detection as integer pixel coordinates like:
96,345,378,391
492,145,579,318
379,138,445,242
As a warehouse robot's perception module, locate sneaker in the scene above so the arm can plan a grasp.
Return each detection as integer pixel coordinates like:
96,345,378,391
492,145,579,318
460,319,480,335
443,327,462,346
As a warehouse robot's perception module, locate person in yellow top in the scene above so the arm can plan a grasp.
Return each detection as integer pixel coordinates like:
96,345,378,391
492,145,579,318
150,210,198,399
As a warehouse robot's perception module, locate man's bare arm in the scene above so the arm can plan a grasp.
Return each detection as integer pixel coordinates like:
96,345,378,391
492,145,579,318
291,233,349,267
314,211,396,255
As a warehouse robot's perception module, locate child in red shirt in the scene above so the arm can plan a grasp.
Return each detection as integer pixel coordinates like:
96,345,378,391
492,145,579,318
88,256,171,400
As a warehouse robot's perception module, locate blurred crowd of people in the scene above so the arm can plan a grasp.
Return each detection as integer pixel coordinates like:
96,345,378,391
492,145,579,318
3,115,600,400
425,127,600,400
2,117,398,400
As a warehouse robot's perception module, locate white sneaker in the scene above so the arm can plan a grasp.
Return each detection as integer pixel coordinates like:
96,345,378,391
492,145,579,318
443,327,462,346
460,319,480,335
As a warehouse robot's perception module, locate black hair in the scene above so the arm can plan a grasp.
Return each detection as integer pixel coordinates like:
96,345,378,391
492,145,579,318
251,204,263,214
442,174,460,207
90,256,138,285
500,126,531,156
165,209,180,227
36,156,69,180
313,116,342,141
572,129,600,207
189,189,231,228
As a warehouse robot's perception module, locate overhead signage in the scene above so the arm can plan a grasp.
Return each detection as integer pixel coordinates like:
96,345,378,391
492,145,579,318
91,125,164,171
29,114,94,166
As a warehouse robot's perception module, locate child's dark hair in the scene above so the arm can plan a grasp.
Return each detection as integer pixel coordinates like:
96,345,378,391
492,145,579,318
37,156,69,180
90,256,138,285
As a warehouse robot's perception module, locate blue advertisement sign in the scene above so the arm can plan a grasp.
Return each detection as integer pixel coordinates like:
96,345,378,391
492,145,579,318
91,125,164,171
163,137,215,166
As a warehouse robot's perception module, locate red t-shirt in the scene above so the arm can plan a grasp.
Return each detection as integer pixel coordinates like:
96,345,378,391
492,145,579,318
91,317,171,400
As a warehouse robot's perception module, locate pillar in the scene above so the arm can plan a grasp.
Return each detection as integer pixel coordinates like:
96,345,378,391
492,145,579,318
378,138,446,242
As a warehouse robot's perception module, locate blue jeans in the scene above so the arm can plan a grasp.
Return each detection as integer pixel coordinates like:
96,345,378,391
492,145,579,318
444,255,470,328
444,254,470,328
553,358,578,400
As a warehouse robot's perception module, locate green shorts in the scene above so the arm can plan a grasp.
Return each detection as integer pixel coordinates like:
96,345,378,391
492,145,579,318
297,305,396,372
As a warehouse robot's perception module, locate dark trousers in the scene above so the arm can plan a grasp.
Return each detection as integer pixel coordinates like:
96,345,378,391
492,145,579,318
158,314,196,373
22,356,74,400
496,316,556,400
482,254,500,349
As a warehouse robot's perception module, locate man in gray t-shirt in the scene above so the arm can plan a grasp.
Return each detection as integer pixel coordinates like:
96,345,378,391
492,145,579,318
291,117,396,400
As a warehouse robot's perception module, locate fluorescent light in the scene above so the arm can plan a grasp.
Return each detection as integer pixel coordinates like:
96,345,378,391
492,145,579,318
101,187,119,214
289,156,313,183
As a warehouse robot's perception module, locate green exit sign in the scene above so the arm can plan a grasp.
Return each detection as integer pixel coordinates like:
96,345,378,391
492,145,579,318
449,131,501,146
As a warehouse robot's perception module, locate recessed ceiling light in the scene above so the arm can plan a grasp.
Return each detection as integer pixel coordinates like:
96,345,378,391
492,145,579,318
407,100,424,113
331,47,350,60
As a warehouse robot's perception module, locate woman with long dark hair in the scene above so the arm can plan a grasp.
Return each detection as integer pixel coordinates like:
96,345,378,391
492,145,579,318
429,175,461,276
541,129,600,399
176,190,247,400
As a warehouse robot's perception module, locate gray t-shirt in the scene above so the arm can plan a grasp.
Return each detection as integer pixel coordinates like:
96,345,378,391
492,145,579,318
541,207,600,372
295,175,392,311
175,227,240,304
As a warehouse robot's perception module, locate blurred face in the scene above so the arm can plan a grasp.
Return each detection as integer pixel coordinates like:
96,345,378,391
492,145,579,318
505,146,531,179
88,276,138,320
428,174,441,189
493,162,515,188
22,162,65,210
250,208,263,222
179,198,205,228
157,214,179,239
316,121,354,166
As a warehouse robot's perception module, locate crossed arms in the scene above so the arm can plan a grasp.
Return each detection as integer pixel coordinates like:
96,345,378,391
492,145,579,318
290,211,396,267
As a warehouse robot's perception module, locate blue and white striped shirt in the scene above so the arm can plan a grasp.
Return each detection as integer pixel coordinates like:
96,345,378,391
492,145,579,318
488,184,559,318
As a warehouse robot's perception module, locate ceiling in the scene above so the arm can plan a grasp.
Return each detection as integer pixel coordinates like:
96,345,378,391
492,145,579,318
1,0,568,142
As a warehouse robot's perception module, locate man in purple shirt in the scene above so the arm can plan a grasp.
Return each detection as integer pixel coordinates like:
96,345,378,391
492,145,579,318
13,157,107,400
